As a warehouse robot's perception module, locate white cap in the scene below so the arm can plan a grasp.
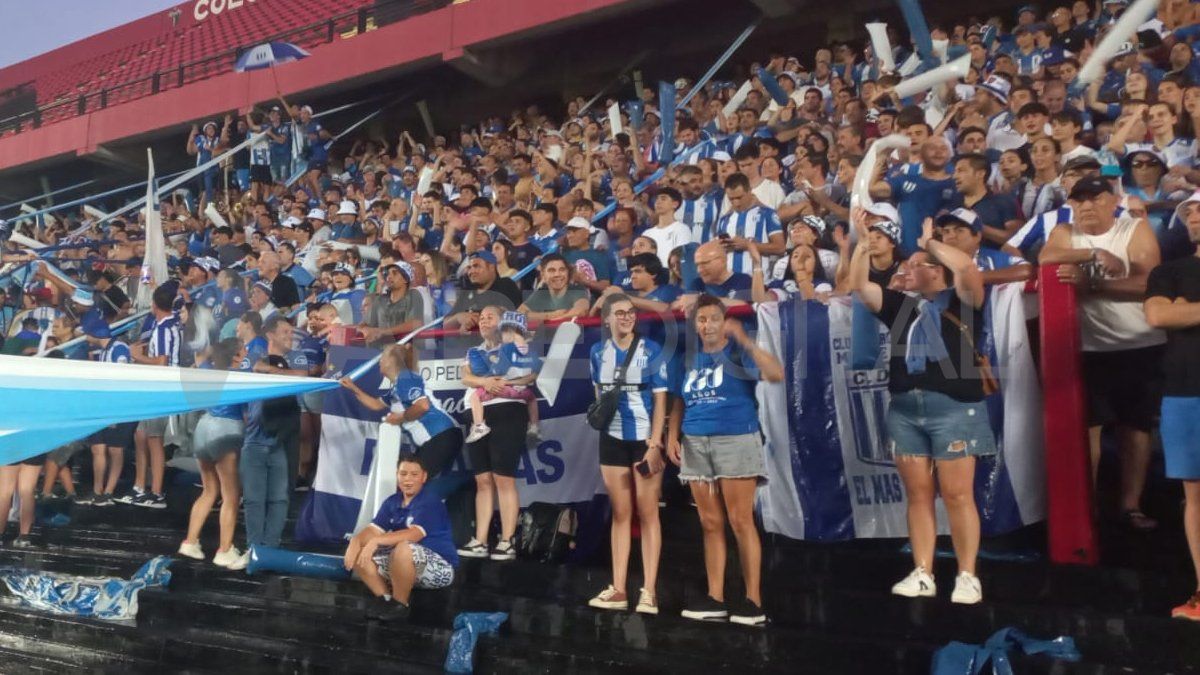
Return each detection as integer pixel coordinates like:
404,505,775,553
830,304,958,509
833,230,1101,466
863,202,900,222
544,144,565,164
712,150,733,162
565,216,593,231
282,216,301,228
307,208,327,221
336,200,358,216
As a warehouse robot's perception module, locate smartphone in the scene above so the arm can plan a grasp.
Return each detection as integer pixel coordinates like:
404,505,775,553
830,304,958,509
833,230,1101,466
635,461,652,477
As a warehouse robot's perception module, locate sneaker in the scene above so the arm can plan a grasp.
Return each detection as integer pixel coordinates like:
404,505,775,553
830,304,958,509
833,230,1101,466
11,536,32,549
489,538,516,561
92,494,113,507
525,423,542,446
228,551,251,571
177,541,204,560
635,588,658,615
681,595,728,622
729,597,767,627
213,546,246,569
72,494,92,506
294,476,312,493
1171,592,1200,621
950,571,983,605
457,538,490,558
135,492,167,510
465,423,491,444
114,487,145,505
587,585,628,610
367,597,411,622
891,567,937,598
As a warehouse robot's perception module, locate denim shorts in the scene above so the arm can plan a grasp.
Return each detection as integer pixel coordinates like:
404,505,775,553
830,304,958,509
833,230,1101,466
298,390,325,414
1161,397,1200,480
680,433,767,484
886,389,996,461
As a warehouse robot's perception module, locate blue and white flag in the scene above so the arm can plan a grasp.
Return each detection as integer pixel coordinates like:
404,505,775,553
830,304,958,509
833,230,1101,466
0,355,338,464
757,284,1045,540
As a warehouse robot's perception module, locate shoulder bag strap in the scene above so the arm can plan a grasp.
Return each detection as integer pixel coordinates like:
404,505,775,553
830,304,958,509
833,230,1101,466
613,335,641,387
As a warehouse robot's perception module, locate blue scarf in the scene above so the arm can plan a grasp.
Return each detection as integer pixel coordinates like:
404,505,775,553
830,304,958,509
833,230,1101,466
905,292,952,375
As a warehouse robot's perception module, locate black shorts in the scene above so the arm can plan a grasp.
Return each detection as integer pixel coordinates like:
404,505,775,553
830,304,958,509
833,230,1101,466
18,453,46,467
306,159,328,173
250,164,274,185
467,402,527,477
599,434,647,468
1082,345,1164,432
88,422,138,449
420,427,463,478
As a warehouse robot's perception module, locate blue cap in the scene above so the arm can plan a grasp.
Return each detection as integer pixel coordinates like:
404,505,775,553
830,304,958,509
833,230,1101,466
936,207,984,233
81,310,111,339
471,250,498,265
252,280,272,296
1016,4,1037,16
222,288,247,318
1042,46,1066,66
499,311,529,335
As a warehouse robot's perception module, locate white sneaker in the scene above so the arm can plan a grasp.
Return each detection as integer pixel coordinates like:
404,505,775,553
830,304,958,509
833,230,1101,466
587,585,628,610
457,537,489,558
489,538,516,561
950,571,982,605
891,567,936,598
635,588,659,615
213,546,246,569
465,423,491,444
525,423,541,446
177,541,204,560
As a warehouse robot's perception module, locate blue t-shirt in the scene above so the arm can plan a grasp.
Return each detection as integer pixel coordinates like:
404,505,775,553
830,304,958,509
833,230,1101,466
332,221,364,241
530,228,562,253
886,173,955,254
240,336,268,371
371,488,458,567
382,370,457,446
675,341,761,437
294,332,326,372
495,341,541,379
688,272,752,301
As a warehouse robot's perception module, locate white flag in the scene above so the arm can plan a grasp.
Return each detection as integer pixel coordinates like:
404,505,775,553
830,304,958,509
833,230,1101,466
136,148,168,311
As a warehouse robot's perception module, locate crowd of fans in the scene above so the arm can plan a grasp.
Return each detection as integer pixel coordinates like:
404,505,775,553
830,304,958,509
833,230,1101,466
1,0,1200,623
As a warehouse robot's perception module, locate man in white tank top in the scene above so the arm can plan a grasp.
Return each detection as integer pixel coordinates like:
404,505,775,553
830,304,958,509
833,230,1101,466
1040,175,1165,532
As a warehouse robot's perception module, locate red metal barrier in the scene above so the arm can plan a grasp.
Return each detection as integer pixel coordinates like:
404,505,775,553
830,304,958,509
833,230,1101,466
1038,264,1098,565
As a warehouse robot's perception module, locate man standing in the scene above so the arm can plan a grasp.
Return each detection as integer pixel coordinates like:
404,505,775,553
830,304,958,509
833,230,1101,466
361,263,424,347
258,251,301,313
714,173,785,275
675,165,720,244
673,240,752,311
1040,176,1165,531
948,154,1022,246
870,137,955,255
644,188,692,267
343,454,458,622
123,284,180,509
1144,195,1200,620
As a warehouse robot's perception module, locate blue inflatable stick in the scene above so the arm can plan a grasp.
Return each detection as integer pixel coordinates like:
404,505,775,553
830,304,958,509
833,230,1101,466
658,81,676,165
246,545,352,580
445,611,509,673
755,65,790,106
896,0,935,64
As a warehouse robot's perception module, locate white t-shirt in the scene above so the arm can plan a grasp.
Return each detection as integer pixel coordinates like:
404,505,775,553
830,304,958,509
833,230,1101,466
643,221,693,266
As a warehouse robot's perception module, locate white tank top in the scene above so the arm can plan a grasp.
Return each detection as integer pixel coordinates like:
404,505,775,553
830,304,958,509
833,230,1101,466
1069,215,1165,352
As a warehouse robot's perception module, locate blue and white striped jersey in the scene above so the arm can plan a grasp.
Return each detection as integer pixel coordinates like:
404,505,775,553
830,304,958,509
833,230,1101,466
99,340,131,364
384,370,456,446
714,205,783,274
676,192,722,244
590,337,668,441
147,315,180,367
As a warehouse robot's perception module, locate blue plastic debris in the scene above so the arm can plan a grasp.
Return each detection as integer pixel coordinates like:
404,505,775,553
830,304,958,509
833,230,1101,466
931,627,1082,675
0,555,172,620
444,611,508,673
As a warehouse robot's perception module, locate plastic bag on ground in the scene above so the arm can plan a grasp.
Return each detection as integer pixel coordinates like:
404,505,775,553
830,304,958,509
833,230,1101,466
931,626,1082,675
0,555,172,620
444,611,508,673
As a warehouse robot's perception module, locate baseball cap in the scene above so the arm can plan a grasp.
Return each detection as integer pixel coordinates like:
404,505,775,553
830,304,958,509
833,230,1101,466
1063,155,1102,173
332,262,356,278
793,215,827,236
1042,46,1067,66
252,280,273,296
81,311,111,339
976,75,1011,105
1016,4,1037,16
306,208,327,222
1113,41,1136,58
936,208,984,232
471,250,498,266
565,216,594,231
863,202,901,223
869,221,902,244
381,261,413,283
1068,175,1114,200
499,311,530,335
70,288,95,307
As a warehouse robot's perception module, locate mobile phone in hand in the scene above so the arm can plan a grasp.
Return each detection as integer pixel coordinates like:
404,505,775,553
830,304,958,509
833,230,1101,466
635,461,652,477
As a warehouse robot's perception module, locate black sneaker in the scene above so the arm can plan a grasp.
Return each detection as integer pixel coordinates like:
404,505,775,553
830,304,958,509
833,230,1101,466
366,597,410,622
114,487,144,505
681,595,728,622
295,476,312,493
92,494,113,507
135,492,167,510
729,597,767,627
72,494,93,506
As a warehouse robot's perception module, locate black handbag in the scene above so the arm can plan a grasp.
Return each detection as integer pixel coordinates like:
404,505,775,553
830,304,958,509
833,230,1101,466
586,336,640,431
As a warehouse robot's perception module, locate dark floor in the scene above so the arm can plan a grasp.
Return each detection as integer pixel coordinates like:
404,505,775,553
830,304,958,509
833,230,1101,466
0,464,1196,674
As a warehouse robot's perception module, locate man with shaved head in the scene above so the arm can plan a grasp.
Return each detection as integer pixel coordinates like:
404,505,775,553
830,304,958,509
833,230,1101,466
671,240,752,313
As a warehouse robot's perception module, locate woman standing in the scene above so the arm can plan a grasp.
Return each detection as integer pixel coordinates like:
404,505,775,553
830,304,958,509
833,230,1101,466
667,295,783,626
1016,138,1065,220
849,214,994,605
587,294,669,615
178,339,248,569
339,343,464,478
0,455,41,547
457,306,532,561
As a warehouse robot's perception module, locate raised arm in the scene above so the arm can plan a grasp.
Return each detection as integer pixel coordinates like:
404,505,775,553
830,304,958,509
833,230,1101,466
848,209,883,311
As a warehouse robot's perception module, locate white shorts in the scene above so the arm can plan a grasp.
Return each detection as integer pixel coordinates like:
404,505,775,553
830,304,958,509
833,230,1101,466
372,542,454,590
